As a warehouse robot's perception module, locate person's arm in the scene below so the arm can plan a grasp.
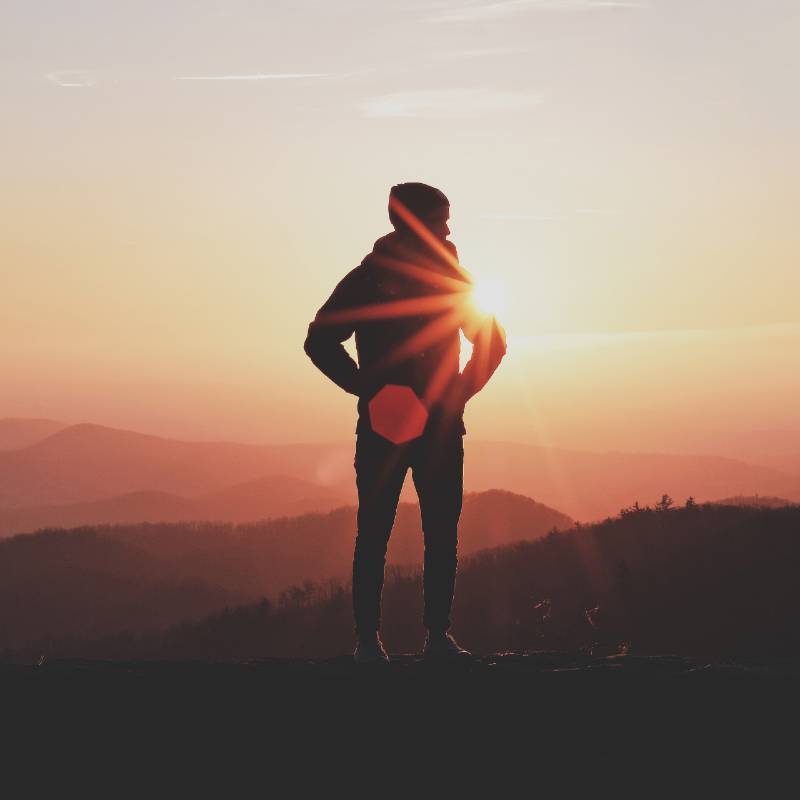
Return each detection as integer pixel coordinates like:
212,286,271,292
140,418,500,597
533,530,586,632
435,313,506,416
303,268,364,396
454,314,506,405
440,310,506,415
458,312,507,403
439,246,507,411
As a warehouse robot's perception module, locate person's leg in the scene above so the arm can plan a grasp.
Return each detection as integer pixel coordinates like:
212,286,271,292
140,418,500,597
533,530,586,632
411,432,464,634
353,430,410,639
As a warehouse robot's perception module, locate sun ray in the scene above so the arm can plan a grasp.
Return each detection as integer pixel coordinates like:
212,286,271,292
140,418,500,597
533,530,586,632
314,292,461,326
371,252,471,294
461,314,507,400
469,319,492,398
377,307,466,369
388,196,473,282
421,334,462,408
507,365,583,520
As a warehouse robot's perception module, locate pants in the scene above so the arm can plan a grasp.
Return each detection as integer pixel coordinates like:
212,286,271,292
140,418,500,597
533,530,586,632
352,426,464,637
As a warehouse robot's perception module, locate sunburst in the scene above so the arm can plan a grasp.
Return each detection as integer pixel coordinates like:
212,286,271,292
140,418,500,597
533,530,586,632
310,197,506,409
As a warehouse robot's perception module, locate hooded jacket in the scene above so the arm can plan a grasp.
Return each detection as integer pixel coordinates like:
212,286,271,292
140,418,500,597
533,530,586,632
304,230,506,437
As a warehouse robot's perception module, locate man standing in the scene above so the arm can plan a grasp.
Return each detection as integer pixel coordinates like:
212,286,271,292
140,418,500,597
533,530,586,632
304,183,506,663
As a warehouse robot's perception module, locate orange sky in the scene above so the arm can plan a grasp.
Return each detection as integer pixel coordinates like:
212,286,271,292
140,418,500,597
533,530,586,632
2,1,798,452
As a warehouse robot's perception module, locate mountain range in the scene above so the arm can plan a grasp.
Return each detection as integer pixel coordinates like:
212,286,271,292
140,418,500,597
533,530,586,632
0,476,349,537
0,418,797,530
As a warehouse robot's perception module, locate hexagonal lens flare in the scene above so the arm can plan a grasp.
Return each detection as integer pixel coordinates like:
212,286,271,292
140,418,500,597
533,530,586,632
368,384,429,444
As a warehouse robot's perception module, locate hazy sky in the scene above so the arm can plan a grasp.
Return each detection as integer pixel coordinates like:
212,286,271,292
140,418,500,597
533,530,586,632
2,1,798,450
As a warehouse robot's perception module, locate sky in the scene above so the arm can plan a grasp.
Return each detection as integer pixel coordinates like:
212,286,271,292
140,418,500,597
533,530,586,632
2,0,798,452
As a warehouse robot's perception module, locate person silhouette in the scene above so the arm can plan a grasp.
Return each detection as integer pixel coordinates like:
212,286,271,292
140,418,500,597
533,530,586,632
304,182,506,663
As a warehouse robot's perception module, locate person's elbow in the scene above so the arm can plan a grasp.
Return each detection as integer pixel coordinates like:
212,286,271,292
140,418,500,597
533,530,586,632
304,331,328,373
304,324,324,360
489,317,507,359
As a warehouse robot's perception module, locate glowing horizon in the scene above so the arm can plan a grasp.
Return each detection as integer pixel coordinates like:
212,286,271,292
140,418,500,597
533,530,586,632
2,1,798,454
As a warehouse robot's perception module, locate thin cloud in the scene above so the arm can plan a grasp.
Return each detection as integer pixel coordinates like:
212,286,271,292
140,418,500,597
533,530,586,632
482,211,566,222
45,70,97,88
441,46,532,59
511,323,800,353
431,0,648,23
174,73,330,81
364,88,544,118
483,207,621,221
575,207,621,216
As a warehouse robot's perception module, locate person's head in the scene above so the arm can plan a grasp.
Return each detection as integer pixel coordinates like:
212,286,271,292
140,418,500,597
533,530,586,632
388,182,450,241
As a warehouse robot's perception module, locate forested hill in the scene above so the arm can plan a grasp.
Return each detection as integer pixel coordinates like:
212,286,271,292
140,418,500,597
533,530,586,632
0,489,570,655
8,502,800,662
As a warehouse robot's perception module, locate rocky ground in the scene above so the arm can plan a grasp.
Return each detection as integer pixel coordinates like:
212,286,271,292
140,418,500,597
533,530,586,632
4,650,799,682
3,651,797,787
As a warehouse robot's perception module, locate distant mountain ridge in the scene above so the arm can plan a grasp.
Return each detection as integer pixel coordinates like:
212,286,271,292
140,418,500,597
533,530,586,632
0,420,797,522
665,428,800,476
0,475,350,537
0,418,69,450
0,422,357,509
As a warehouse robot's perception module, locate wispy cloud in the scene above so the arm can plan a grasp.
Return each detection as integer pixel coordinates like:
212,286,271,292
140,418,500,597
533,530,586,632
432,0,648,23
174,73,330,81
510,323,800,353
482,211,567,222
441,46,532,59
575,207,621,215
364,88,544,118
482,207,621,221
45,69,347,89
45,70,97,88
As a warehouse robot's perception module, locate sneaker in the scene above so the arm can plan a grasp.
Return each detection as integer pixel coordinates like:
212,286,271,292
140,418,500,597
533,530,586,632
423,632,472,660
353,634,390,665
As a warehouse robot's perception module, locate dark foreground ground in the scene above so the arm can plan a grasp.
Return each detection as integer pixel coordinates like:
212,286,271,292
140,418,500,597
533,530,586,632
4,652,799,789
5,649,800,682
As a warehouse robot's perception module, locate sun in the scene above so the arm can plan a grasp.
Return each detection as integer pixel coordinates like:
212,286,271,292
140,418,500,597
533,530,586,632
469,276,508,319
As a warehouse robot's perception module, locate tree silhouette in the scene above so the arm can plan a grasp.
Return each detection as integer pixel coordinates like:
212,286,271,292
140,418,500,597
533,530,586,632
655,494,674,512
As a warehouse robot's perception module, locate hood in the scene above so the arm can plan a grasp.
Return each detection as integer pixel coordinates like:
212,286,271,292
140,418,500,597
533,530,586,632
364,231,466,284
